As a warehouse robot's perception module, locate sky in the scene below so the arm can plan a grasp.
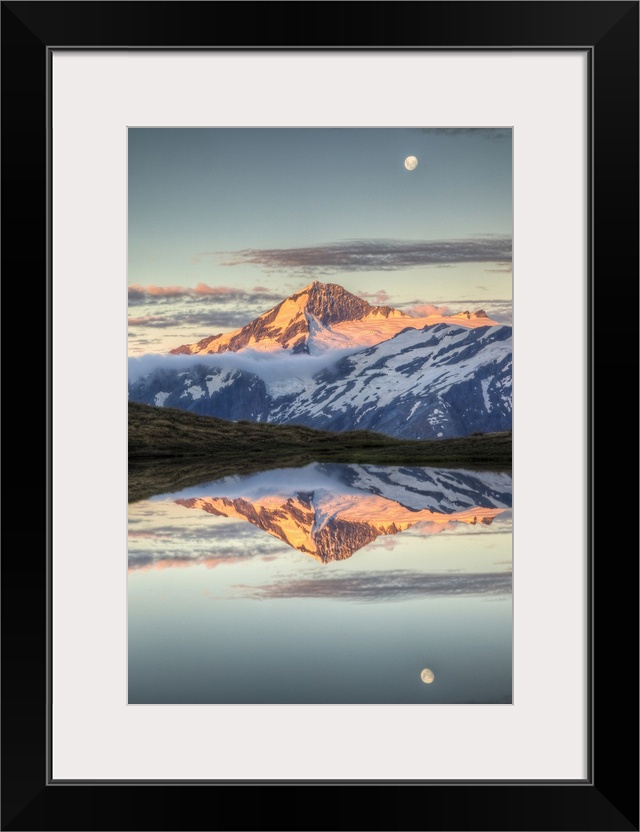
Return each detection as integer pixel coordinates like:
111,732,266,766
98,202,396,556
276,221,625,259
128,128,512,355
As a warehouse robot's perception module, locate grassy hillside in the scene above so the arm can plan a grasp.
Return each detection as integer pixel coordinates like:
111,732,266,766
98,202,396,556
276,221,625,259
128,401,512,502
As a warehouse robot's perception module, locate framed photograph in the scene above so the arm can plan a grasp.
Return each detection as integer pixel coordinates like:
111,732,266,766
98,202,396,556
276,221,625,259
3,2,637,830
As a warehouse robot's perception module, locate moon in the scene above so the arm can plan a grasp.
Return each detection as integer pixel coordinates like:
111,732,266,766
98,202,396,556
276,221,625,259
420,668,435,684
404,155,418,171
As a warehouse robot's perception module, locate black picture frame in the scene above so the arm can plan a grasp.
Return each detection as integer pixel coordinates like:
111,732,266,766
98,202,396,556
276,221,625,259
2,2,638,830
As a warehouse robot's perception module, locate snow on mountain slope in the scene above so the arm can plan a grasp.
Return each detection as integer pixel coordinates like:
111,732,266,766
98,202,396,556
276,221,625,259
315,463,512,512
267,322,512,438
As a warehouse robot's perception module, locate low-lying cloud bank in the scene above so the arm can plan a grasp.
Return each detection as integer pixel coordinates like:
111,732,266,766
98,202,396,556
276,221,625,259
127,347,358,384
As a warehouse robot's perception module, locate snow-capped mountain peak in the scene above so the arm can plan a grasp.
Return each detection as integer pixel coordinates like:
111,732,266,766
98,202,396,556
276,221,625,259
169,280,405,356
168,280,497,356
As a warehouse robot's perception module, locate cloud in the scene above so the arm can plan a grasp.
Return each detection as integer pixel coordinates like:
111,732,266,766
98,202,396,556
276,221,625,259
128,296,285,333
235,569,512,602
129,283,190,298
127,347,358,383
128,523,278,570
128,318,181,329
485,307,512,324
356,289,392,305
130,521,257,539
437,297,510,305
128,315,166,326
193,283,242,297
177,310,252,329
128,308,272,334
128,283,283,308
483,261,512,275
410,522,512,538
419,127,512,142
128,530,171,540
220,237,513,274
129,553,273,572
403,303,451,317
127,286,146,302
127,337,158,349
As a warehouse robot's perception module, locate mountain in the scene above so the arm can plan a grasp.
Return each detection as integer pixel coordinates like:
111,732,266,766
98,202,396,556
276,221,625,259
129,321,512,439
168,280,498,356
173,463,512,562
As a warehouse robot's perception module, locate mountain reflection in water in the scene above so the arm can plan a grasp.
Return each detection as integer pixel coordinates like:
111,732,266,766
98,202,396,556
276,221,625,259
128,463,513,704
129,463,512,567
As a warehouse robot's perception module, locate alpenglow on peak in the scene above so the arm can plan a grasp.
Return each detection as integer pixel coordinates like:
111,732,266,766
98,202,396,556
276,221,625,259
169,280,407,356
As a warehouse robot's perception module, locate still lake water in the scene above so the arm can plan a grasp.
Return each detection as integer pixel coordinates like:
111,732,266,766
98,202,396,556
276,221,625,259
128,464,512,704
